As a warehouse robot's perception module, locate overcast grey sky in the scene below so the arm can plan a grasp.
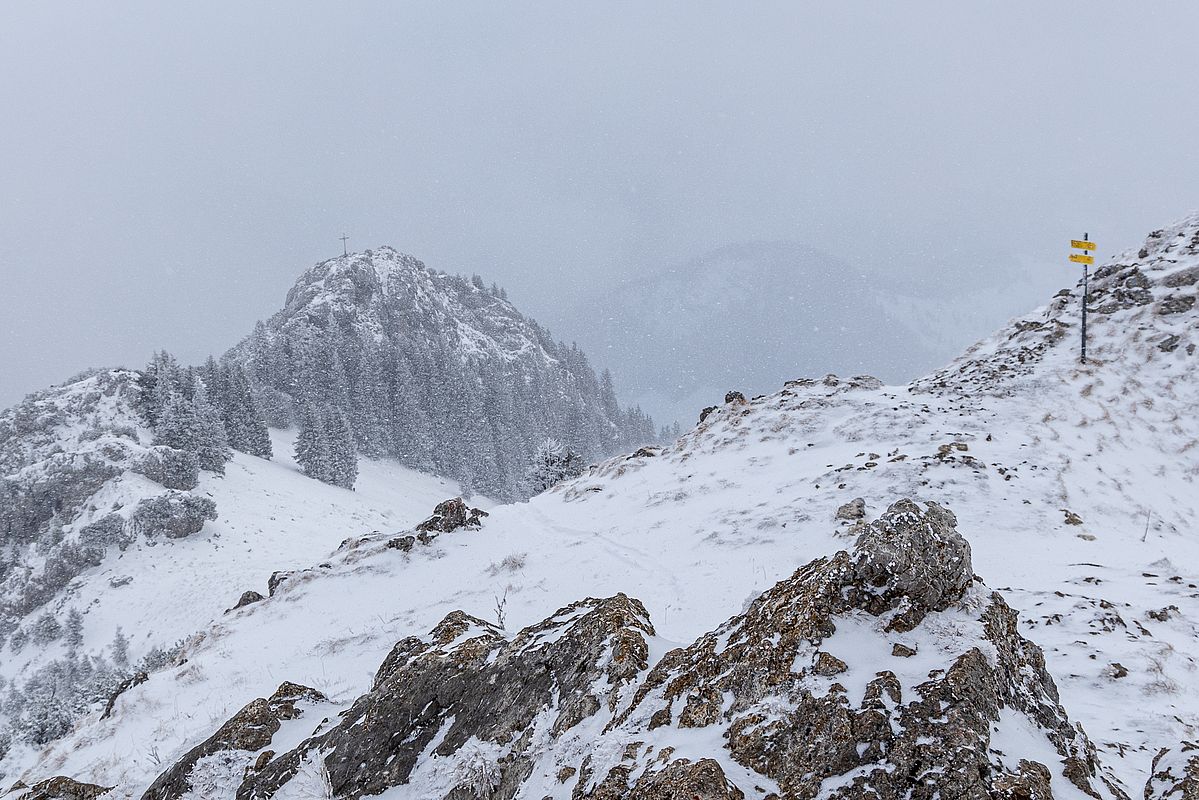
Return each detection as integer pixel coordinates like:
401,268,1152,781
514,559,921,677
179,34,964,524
3,2,1198,407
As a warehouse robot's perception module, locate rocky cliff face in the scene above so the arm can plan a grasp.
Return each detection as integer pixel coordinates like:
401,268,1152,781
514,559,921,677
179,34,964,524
143,500,1126,799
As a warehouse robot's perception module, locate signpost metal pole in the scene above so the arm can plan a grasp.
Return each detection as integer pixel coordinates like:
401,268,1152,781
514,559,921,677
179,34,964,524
1069,235,1096,365
1081,233,1088,364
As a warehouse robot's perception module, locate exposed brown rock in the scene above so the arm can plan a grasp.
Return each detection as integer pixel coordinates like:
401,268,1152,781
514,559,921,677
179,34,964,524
1146,743,1199,800
415,497,488,533
140,682,327,800
835,497,865,521
239,596,654,800
231,590,264,610
12,777,113,800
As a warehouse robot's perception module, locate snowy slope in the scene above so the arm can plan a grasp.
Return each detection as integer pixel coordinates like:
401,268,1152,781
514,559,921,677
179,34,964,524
5,214,1199,795
0,427,467,771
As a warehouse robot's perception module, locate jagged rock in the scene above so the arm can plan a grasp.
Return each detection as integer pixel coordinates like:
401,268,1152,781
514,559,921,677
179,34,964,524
611,499,1122,800
100,670,148,720
936,441,969,458
724,391,746,404
812,651,848,676
850,499,972,631
267,570,293,596
624,758,746,800
11,776,113,799
698,405,718,423
141,682,327,800
1063,509,1084,526
231,590,264,610
240,595,654,799
1147,605,1179,622
1145,742,1199,800
835,497,865,521
415,497,488,533
1089,265,1153,315
891,643,916,657
386,534,416,552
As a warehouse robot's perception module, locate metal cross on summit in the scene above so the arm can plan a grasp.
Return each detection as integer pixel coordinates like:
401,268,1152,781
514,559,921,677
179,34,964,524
339,233,350,256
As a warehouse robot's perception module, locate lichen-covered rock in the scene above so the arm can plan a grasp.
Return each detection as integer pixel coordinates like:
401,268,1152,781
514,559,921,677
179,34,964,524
1145,743,1199,800
608,499,1123,800
850,499,972,631
239,595,654,799
625,758,745,800
414,497,489,534
835,497,865,521
141,682,327,800
11,776,113,799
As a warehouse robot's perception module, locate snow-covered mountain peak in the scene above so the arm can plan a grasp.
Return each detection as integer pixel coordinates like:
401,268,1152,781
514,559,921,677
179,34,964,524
283,246,435,311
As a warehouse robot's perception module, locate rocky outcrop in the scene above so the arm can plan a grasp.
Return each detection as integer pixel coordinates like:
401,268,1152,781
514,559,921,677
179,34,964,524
231,590,264,610
239,595,654,799
415,497,489,534
148,500,1124,800
8,776,113,799
141,682,327,800
835,497,865,521
1145,743,1199,800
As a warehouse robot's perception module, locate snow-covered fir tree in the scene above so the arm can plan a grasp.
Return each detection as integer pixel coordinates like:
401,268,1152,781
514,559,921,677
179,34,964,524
525,437,584,495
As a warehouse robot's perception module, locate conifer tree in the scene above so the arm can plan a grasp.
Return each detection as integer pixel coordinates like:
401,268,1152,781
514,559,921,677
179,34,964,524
294,404,332,484
190,378,232,473
323,406,359,489
525,438,584,495
110,628,129,668
65,608,84,652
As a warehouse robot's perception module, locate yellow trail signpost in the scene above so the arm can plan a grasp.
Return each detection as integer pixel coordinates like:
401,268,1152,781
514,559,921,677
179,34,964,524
1071,234,1094,364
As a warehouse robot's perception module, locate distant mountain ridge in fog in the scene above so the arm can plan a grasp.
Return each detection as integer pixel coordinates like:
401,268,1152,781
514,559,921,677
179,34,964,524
567,240,1064,425
569,241,938,424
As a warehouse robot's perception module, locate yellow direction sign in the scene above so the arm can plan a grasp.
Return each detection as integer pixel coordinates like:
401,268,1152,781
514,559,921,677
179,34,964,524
1069,253,1094,265
1071,239,1096,251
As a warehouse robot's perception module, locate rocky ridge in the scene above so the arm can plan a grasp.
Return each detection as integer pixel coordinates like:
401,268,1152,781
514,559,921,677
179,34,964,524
141,500,1126,799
